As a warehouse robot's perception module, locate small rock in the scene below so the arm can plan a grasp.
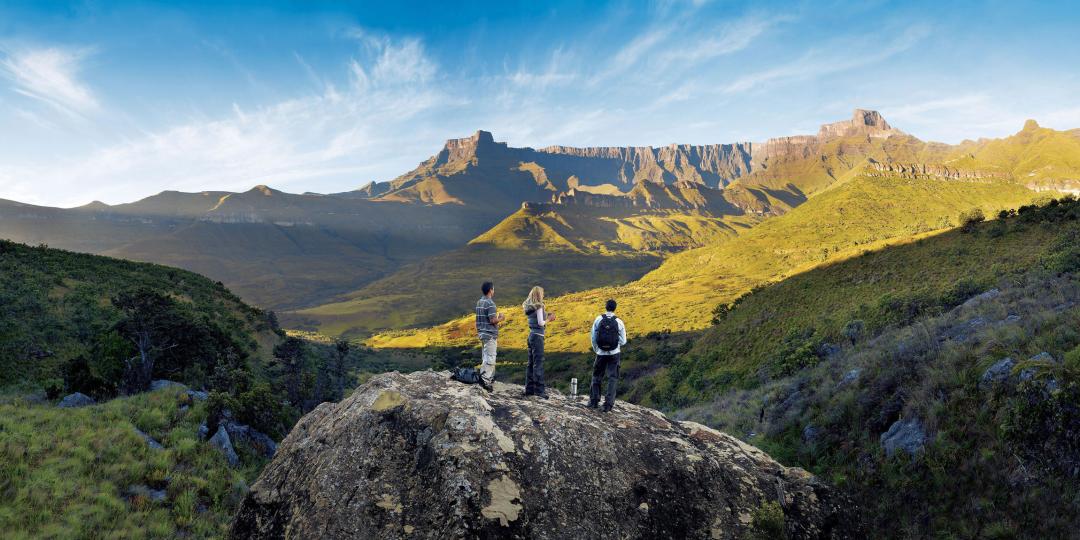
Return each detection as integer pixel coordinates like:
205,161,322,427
57,392,95,408
127,484,167,503
1028,352,1055,364
840,368,861,385
802,425,821,446
198,422,210,441
225,422,278,459
187,389,209,401
150,380,187,392
980,358,1015,390
881,418,927,457
210,425,241,467
962,288,1000,309
134,428,164,450
1002,314,1021,324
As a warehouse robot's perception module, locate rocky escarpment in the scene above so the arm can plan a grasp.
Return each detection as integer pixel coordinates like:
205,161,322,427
231,371,854,539
864,160,1010,182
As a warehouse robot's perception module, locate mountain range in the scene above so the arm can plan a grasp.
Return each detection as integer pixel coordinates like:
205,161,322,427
2,109,1079,339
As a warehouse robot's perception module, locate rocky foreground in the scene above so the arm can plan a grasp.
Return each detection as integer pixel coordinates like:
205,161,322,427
231,371,854,539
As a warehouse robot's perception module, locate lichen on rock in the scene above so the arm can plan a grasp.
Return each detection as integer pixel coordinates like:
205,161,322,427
231,371,855,539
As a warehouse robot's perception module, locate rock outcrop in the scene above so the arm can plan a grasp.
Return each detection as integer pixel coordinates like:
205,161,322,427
232,371,853,539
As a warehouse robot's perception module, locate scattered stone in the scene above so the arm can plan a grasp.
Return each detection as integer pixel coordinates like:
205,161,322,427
127,484,167,503
225,422,278,459
1002,314,1022,324
1028,352,1056,364
840,368,861,386
135,428,164,450
962,288,1000,309
980,358,1016,390
150,380,187,392
881,418,927,457
802,424,821,446
187,389,209,401
230,371,854,539
198,422,210,441
210,425,241,468
57,392,95,408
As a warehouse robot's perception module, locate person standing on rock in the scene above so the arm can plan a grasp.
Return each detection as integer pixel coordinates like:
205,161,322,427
589,299,626,412
475,281,505,392
522,286,555,398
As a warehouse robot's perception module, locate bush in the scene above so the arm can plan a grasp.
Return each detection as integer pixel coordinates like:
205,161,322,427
959,208,986,233
751,500,787,539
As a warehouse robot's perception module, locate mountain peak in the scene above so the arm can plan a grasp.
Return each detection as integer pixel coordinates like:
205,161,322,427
818,108,899,139
248,185,276,196
1022,119,1040,131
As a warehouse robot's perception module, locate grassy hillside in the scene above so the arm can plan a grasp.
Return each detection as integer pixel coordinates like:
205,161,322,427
367,174,1043,353
637,196,1077,406
286,244,662,338
668,197,1080,537
0,239,272,388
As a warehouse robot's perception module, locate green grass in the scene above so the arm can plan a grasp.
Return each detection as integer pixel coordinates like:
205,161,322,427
369,174,1044,354
288,244,663,339
0,386,262,539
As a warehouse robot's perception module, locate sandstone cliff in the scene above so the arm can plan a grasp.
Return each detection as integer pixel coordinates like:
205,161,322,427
231,371,854,539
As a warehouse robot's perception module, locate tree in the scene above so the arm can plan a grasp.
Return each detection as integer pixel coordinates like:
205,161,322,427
111,289,181,393
959,208,985,233
271,337,305,407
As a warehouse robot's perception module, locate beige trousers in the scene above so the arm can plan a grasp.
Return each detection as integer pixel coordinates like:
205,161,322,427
479,338,497,383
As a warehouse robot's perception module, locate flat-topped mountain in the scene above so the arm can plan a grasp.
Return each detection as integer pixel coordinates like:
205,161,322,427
231,371,854,539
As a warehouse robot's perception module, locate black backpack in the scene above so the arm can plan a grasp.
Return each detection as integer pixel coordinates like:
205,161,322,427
450,366,482,385
596,314,621,352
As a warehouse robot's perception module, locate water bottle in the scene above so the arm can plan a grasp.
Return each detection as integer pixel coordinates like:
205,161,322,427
570,378,578,398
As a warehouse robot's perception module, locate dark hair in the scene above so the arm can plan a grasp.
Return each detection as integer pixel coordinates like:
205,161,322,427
605,299,617,312
482,281,494,295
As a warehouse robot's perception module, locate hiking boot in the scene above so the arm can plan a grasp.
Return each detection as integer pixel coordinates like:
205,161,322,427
479,379,494,392
536,393,549,400
587,401,599,409
601,403,613,413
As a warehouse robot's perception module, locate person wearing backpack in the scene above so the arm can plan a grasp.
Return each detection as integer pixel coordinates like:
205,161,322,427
589,299,626,412
475,281,506,392
522,286,556,398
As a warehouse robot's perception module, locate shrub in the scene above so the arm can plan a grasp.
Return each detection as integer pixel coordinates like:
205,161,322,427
959,208,985,233
842,320,865,346
751,500,787,540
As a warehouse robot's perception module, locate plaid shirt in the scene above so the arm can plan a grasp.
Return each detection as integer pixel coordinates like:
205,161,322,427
476,296,498,340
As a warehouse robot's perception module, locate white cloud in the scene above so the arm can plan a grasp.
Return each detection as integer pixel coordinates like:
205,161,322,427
0,46,99,117
0,34,456,207
722,25,930,94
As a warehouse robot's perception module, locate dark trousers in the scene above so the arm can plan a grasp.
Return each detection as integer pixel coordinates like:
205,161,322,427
589,353,620,407
525,333,545,395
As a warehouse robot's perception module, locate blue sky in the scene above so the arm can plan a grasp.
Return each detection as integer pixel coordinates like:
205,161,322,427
1,0,1079,207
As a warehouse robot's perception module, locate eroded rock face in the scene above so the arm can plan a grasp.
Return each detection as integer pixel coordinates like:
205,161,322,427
231,371,854,539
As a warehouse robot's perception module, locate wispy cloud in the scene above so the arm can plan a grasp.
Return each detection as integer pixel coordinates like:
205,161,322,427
0,33,456,207
721,24,930,94
0,46,99,117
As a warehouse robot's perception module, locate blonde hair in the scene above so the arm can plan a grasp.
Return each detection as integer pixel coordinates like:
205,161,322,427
522,286,544,311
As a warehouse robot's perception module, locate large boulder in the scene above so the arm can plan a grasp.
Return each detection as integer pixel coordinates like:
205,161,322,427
231,371,854,539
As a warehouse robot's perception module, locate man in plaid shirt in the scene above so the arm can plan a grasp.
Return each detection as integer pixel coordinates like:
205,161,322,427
475,281,505,391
